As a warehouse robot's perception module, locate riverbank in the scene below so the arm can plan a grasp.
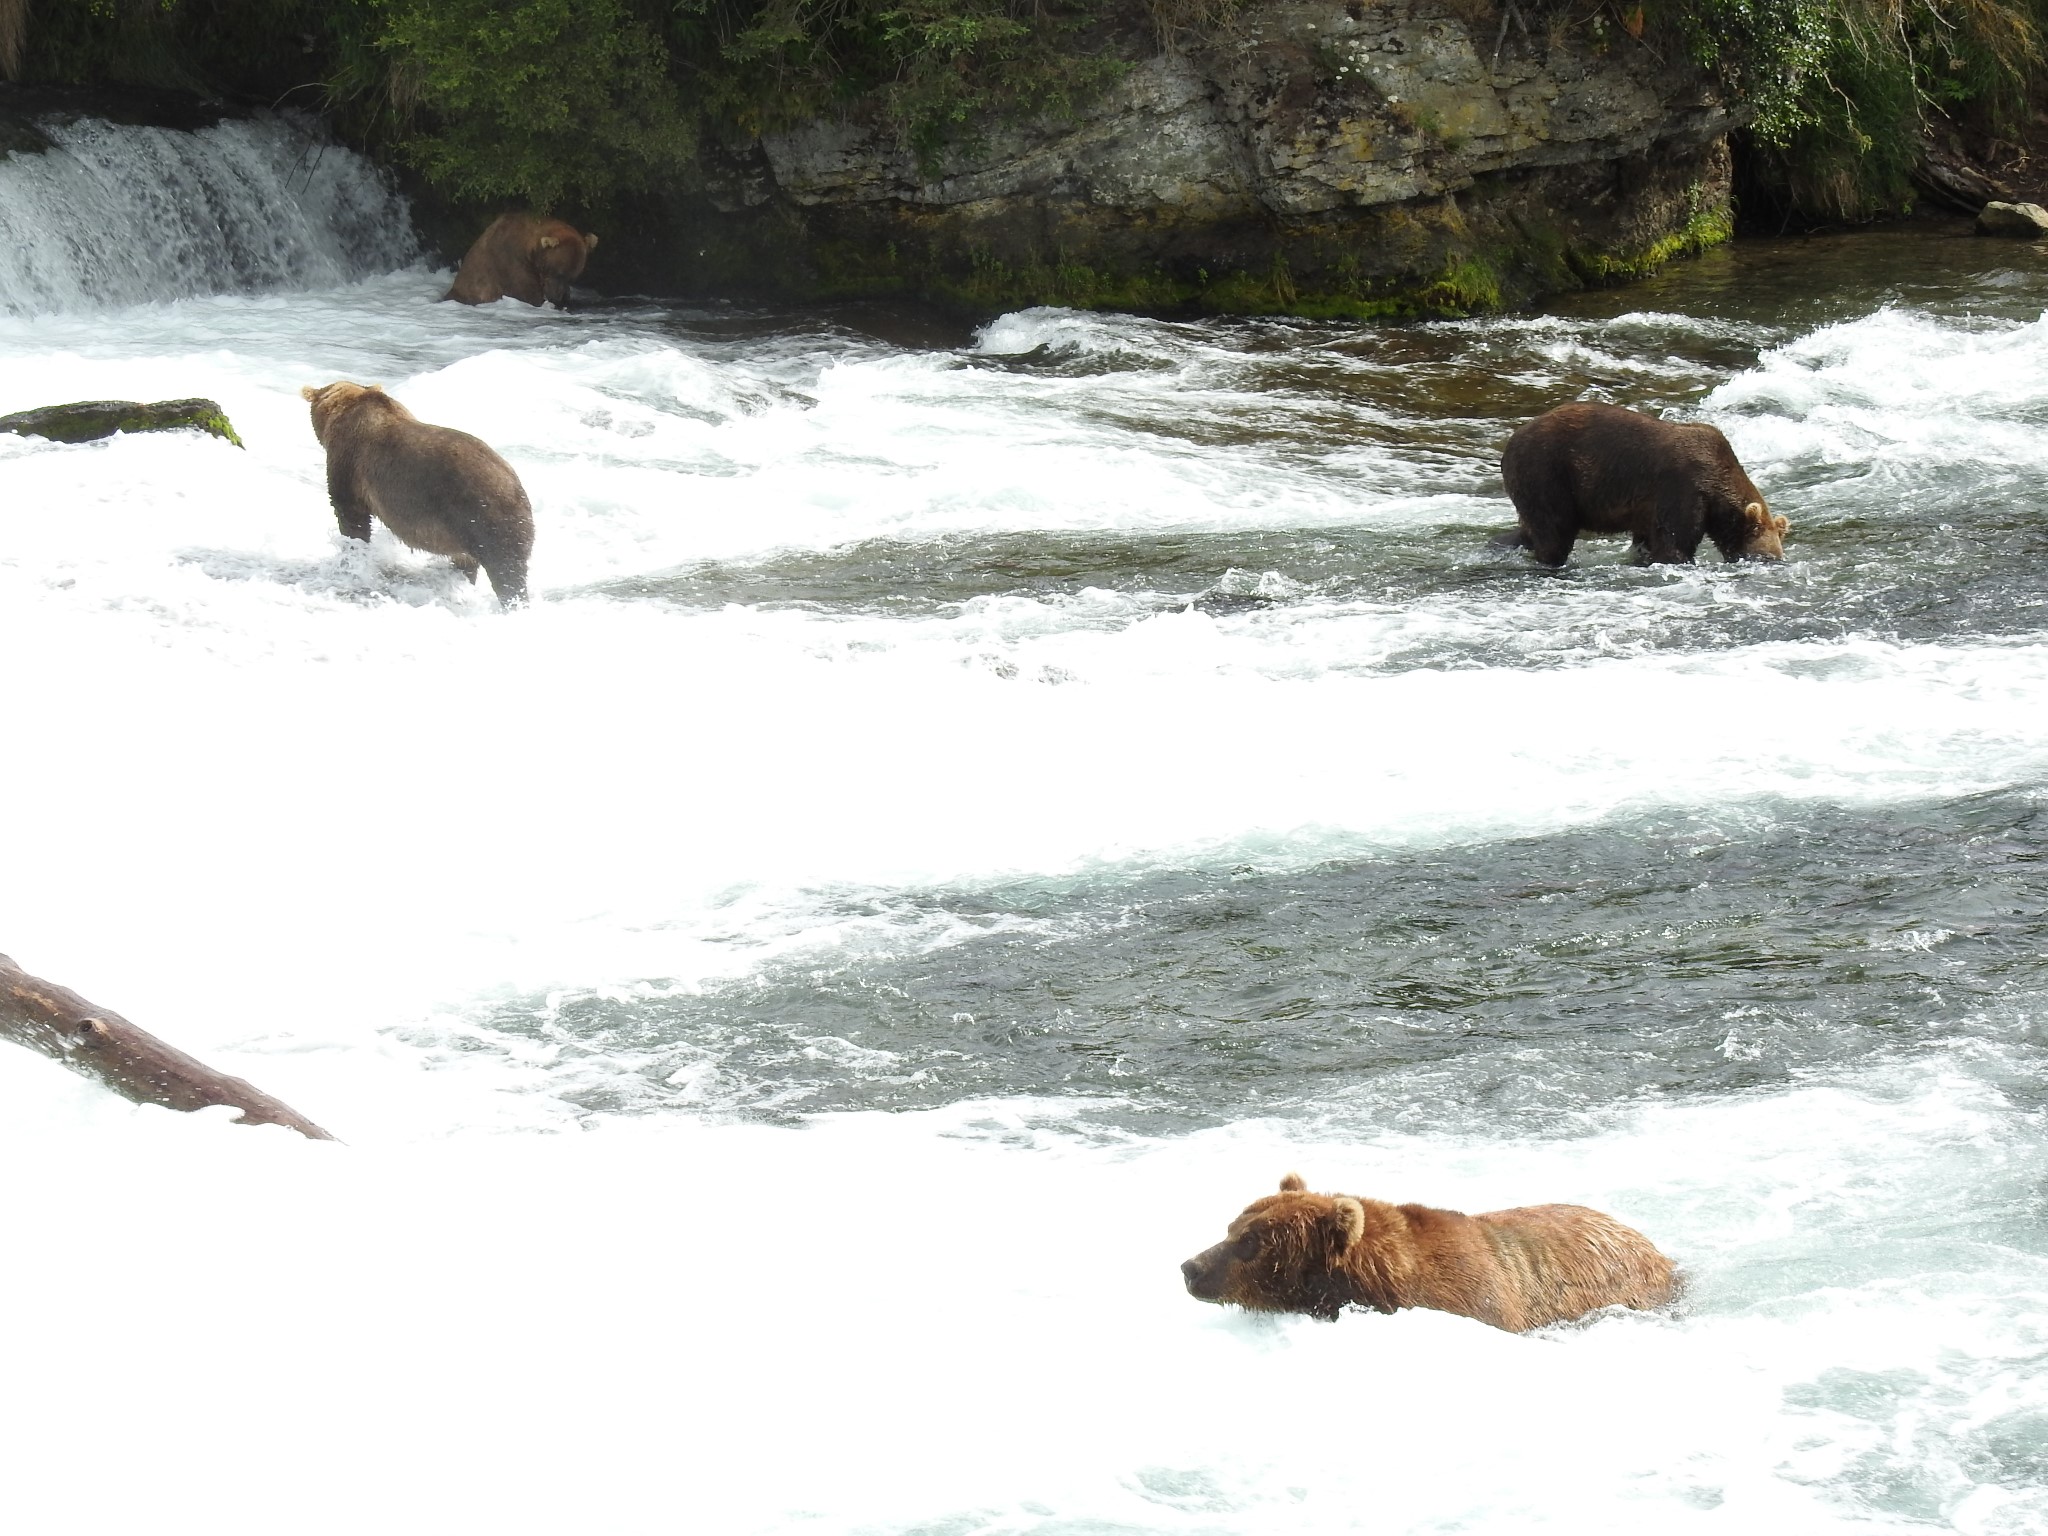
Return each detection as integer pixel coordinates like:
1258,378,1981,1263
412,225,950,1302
10,0,2048,320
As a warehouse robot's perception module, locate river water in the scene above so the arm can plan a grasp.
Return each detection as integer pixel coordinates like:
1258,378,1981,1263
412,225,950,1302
2,115,2045,1533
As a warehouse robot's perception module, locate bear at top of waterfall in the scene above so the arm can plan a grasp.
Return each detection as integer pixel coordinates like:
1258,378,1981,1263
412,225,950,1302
300,382,533,608
1181,1172,1678,1331
443,212,599,307
1495,401,1788,567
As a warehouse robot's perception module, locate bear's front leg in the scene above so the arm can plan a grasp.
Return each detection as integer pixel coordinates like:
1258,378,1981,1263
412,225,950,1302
1631,486,1707,564
1520,524,1577,567
323,461,374,542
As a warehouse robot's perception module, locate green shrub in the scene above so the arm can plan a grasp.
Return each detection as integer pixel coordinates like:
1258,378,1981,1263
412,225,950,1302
687,0,1128,172
1673,0,2046,218
345,0,696,208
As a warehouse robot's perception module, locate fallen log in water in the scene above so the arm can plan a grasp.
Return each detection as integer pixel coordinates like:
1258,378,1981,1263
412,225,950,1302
0,397,244,447
0,953,334,1140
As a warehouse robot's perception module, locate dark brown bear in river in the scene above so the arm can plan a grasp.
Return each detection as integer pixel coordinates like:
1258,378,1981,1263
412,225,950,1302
1496,401,1788,566
1182,1172,1678,1331
444,213,599,307
301,382,533,607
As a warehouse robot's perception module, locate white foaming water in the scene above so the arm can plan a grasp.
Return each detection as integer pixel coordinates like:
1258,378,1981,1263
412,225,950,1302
4,1054,2042,1533
0,114,419,315
2,128,2046,1533
1714,306,2048,482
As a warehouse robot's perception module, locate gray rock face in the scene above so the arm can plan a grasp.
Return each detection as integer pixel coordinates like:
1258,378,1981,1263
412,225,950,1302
751,3,1736,220
1976,200,2048,237
648,0,1745,315
752,54,1256,216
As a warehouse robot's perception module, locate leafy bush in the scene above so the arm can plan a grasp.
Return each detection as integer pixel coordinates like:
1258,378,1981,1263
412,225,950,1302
346,0,696,208
684,0,1128,170
1674,0,2046,217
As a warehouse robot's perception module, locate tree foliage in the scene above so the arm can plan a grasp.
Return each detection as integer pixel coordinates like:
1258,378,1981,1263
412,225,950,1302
348,0,697,208
1671,0,2046,216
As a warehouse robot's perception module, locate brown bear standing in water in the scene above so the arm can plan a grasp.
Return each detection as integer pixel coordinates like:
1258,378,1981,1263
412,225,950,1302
1181,1173,1677,1331
444,213,599,307
1496,401,1788,566
301,382,533,607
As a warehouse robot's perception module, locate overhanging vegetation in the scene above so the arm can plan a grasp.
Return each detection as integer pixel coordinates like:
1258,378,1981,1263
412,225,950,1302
3,0,2043,223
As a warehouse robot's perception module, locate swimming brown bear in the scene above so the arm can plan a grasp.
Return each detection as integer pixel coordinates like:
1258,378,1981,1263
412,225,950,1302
301,382,533,607
443,212,599,307
1181,1172,1678,1331
1496,401,1788,566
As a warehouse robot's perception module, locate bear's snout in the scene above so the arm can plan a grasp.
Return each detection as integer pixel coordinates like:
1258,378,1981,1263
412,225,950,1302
1182,1246,1227,1301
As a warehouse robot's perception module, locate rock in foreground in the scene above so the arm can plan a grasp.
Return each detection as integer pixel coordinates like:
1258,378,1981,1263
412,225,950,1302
1976,201,2048,237
0,397,244,446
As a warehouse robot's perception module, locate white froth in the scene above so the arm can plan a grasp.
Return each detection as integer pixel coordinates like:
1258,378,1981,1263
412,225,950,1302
0,1057,2038,1533
1714,306,2048,482
2,125,2046,1533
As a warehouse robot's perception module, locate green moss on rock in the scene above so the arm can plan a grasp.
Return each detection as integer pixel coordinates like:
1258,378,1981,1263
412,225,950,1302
1567,201,1736,285
0,397,245,447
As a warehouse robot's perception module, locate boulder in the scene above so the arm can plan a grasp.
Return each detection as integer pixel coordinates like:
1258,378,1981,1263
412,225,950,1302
0,397,244,446
1975,200,2048,237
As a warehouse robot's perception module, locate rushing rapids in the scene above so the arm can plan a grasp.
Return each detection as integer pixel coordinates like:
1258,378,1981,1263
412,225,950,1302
0,116,2044,1534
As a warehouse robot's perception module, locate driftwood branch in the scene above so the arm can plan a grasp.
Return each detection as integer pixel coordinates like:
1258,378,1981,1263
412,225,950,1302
1915,129,2006,216
0,953,334,1140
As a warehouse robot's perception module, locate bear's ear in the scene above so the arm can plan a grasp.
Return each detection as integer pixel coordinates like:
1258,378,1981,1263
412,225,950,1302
584,233,599,251
299,385,320,402
1773,514,1790,534
1325,1197,1366,1257
1279,1172,1307,1193
1742,500,1766,526
538,235,560,250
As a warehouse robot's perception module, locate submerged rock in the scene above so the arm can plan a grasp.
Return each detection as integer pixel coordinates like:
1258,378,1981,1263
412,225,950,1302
0,397,245,446
1975,200,2048,237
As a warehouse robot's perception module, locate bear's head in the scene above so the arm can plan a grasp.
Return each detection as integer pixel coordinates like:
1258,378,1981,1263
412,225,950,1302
1181,1173,1368,1321
300,381,408,446
1735,500,1790,561
531,221,598,301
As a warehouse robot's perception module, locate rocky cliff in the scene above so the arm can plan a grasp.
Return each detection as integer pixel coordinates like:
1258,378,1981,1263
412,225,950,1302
619,0,1746,317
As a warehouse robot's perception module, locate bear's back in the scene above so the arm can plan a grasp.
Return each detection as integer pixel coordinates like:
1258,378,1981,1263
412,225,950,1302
1514,403,1738,480
1473,1203,1678,1327
446,213,592,305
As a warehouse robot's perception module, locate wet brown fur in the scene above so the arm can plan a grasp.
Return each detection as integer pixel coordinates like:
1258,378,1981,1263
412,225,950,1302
443,213,599,307
301,382,533,607
1497,401,1788,567
1182,1172,1678,1331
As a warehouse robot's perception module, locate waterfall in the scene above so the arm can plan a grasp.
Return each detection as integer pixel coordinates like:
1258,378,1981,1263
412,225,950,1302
0,111,422,317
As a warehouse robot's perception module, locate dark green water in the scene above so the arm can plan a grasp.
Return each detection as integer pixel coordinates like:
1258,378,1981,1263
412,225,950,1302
483,788,2048,1132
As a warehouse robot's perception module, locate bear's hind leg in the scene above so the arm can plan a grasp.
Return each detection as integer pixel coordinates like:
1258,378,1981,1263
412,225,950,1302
484,563,529,607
